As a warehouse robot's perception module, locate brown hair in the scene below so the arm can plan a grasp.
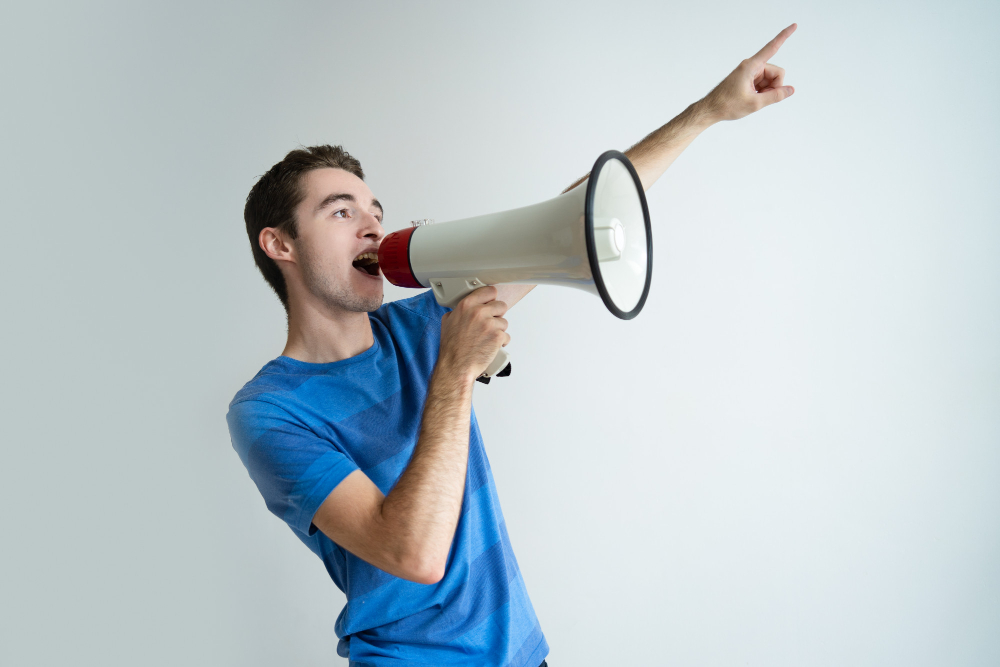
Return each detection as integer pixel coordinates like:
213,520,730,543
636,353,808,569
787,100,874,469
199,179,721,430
244,145,365,309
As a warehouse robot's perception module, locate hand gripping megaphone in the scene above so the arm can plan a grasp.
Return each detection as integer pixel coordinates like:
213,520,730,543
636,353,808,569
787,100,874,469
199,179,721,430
378,150,652,382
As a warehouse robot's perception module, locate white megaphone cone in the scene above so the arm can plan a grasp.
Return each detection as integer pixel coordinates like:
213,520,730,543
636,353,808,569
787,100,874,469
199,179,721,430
378,150,652,382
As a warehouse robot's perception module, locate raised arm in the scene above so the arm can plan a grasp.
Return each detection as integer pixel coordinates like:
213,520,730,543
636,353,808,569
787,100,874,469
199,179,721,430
564,23,798,193
500,24,796,308
311,287,508,584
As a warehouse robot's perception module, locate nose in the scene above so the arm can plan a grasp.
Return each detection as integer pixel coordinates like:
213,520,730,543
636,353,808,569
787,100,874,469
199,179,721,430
360,211,384,242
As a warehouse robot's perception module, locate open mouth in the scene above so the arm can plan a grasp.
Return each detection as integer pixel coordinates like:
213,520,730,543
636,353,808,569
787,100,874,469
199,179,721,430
352,252,380,276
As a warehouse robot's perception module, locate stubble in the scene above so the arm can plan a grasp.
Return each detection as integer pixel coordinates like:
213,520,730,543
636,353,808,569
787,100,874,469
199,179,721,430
299,242,384,313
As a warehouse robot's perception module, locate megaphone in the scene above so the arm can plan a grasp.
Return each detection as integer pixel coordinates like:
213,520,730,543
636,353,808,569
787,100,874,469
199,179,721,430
378,150,652,381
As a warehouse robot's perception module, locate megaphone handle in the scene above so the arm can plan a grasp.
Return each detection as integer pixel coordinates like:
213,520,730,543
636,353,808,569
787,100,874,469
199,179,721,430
482,347,510,379
430,277,490,309
429,277,512,382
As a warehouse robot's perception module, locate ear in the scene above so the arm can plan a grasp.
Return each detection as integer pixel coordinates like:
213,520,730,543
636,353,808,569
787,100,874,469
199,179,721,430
259,227,296,264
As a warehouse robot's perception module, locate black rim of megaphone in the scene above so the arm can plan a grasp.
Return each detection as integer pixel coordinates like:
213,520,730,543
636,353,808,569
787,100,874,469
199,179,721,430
584,150,653,320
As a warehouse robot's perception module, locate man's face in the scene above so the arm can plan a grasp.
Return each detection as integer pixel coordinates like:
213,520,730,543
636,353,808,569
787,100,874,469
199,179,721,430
290,167,385,313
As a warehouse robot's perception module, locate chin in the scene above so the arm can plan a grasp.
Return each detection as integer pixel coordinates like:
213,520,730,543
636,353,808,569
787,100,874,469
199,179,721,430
359,286,384,313
316,283,383,314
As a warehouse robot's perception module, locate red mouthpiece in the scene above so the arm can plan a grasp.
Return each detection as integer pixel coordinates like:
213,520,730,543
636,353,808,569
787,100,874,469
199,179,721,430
377,227,422,288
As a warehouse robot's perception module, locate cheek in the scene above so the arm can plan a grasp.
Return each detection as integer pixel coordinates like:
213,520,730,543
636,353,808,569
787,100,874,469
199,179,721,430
299,230,349,271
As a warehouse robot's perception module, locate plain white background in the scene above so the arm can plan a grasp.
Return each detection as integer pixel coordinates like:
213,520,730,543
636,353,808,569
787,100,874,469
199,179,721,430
2,1,997,665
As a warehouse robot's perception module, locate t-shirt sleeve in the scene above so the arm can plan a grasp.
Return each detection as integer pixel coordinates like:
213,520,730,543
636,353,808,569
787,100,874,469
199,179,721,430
227,398,359,536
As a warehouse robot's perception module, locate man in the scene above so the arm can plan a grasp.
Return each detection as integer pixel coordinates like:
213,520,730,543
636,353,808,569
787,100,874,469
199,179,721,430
227,24,796,666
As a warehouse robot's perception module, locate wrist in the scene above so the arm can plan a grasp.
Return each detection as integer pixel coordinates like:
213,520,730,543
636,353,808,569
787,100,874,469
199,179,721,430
688,98,722,128
432,358,478,392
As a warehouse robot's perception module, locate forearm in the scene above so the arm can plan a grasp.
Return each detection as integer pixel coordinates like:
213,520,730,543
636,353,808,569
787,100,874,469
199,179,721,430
624,101,716,191
499,106,716,304
563,99,718,194
377,361,475,581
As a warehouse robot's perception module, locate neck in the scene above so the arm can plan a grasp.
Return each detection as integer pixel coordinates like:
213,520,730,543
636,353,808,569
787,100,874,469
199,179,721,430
282,295,375,364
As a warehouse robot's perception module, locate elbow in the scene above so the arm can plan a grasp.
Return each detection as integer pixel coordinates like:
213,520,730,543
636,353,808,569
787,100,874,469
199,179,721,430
411,568,445,586
403,562,444,585
396,552,447,585
376,509,448,584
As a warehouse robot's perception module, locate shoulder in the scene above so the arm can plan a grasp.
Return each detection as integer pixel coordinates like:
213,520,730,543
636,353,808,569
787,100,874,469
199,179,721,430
228,357,311,411
226,362,340,472
228,361,308,440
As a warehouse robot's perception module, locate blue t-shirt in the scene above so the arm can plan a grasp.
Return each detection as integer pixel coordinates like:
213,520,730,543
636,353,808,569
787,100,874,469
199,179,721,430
226,290,548,667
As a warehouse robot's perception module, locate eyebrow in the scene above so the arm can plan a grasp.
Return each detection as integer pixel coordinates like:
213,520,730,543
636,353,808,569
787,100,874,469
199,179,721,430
315,193,384,218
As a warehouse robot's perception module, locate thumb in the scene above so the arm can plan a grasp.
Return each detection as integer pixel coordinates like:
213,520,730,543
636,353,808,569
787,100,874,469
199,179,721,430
757,85,795,107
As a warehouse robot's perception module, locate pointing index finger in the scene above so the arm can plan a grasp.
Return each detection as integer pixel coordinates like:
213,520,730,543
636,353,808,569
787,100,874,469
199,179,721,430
751,23,797,64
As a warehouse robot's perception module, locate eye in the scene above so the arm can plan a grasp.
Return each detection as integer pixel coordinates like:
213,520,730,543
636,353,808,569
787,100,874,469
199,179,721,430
333,208,349,219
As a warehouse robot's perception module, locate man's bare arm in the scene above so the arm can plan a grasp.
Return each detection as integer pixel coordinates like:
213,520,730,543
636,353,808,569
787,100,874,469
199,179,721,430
495,283,534,309
565,23,797,194
501,25,796,309
561,102,715,195
311,287,509,584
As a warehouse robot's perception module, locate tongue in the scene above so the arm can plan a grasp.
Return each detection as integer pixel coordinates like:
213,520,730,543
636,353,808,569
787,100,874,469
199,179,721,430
354,262,379,276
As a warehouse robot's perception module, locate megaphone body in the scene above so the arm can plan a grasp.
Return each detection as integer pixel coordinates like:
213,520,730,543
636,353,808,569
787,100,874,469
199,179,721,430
378,150,652,380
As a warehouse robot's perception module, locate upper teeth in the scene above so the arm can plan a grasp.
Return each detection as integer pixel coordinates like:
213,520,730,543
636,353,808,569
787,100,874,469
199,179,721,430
354,252,378,262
